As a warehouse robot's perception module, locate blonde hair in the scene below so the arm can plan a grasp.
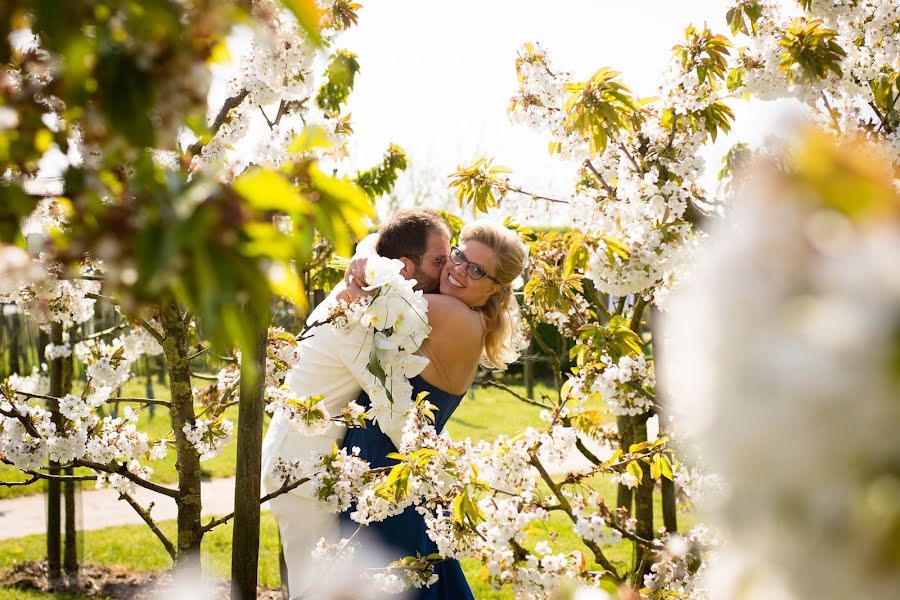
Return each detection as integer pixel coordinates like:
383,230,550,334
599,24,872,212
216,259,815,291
459,221,528,370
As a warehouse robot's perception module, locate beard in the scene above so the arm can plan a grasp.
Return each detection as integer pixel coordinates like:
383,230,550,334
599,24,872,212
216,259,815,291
411,266,440,294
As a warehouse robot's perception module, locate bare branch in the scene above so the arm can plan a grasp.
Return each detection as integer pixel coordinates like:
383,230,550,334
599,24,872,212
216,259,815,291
119,492,177,560
507,185,570,205
472,379,553,410
73,321,128,343
201,476,310,534
105,397,172,408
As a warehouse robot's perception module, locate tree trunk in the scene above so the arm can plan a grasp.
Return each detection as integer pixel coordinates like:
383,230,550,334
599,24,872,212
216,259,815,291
230,324,268,600
46,324,62,583
616,415,634,515
160,302,203,576
661,472,677,533
632,414,654,581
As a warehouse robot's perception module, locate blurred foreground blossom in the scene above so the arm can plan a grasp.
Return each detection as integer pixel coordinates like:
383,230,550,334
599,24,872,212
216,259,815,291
661,130,900,599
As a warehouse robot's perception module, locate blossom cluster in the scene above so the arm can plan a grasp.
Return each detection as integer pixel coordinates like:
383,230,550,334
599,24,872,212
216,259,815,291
589,353,656,416
730,0,900,171
507,40,720,301
182,417,234,461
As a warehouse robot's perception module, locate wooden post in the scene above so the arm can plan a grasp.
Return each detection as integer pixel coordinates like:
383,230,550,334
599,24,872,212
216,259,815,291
46,323,62,582
230,323,268,600
61,329,78,573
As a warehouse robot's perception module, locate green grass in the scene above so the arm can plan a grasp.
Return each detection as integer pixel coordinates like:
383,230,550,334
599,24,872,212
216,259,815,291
2,377,551,500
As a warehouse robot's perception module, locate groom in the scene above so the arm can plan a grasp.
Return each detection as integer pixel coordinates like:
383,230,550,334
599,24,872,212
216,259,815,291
261,208,451,597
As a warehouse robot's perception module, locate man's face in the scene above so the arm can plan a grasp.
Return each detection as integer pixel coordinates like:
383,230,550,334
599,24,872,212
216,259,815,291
409,229,450,293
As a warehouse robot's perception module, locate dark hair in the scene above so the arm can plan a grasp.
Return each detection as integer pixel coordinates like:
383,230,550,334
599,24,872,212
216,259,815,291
375,208,450,262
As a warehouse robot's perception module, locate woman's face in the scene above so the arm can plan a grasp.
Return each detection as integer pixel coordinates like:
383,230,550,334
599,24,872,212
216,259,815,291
439,239,500,308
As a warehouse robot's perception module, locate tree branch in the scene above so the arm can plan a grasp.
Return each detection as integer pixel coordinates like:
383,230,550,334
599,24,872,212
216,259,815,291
189,89,250,156
138,317,165,345
119,492,177,560
73,321,128,343
200,476,310,534
508,185,570,204
583,159,616,197
472,379,553,410
105,397,172,408
0,475,39,487
75,459,178,499
628,295,647,333
529,455,621,578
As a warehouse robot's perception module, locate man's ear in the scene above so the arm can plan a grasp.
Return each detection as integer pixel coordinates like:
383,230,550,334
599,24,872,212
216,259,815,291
398,257,416,279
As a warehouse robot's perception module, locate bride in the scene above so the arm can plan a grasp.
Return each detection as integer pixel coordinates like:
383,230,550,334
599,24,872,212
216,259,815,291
339,221,528,598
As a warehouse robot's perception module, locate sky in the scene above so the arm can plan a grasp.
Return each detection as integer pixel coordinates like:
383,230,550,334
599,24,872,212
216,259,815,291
34,0,803,213
332,0,801,212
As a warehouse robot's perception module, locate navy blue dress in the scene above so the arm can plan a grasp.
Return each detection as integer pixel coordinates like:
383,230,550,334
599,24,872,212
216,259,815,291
340,374,475,600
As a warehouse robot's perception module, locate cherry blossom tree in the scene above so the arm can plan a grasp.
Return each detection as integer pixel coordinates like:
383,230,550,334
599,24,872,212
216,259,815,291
0,0,406,596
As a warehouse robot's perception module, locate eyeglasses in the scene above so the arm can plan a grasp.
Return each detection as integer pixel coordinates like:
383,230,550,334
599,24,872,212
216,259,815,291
448,245,500,283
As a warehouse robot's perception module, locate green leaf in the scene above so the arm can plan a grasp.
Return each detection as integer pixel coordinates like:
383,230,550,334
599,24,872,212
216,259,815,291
233,169,312,214
282,0,324,46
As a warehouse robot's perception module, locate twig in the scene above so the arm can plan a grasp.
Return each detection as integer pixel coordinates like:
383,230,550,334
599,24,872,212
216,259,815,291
201,476,310,533
472,379,553,410
22,469,97,483
188,346,210,361
105,397,172,408
119,492,177,560
0,405,43,438
73,321,128,343
583,159,616,197
617,140,643,174
508,185,570,204
529,454,621,578
597,500,657,548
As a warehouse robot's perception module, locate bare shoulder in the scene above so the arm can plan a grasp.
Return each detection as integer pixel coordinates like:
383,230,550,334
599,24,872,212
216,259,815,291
424,294,482,342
